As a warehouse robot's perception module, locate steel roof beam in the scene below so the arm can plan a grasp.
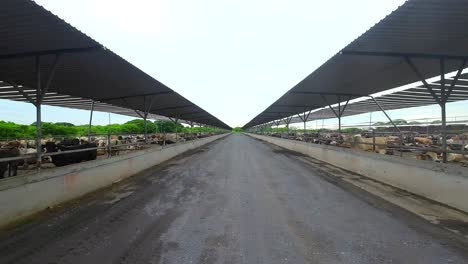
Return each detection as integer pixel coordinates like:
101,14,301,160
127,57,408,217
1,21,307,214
269,105,322,108
98,91,174,101
0,46,105,60
289,91,365,97
341,50,468,60
149,105,194,112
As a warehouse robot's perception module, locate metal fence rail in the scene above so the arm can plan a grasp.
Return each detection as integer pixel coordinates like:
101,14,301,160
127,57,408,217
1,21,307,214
0,132,224,178
254,130,468,159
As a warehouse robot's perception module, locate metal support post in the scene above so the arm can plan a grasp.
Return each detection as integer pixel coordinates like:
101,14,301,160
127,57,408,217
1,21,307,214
34,54,61,169
297,109,312,133
122,97,151,143
171,117,179,142
107,130,111,157
35,57,42,168
441,102,447,162
143,114,148,143
321,95,350,140
372,129,376,151
88,100,95,142
440,58,448,163
405,57,466,163
337,98,342,137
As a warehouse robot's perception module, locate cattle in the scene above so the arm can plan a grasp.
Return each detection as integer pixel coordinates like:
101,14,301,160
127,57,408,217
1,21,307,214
0,146,22,178
414,137,433,145
417,151,467,163
344,134,399,152
45,141,97,167
18,148,37,168
59,138,80,146
164,133,179,144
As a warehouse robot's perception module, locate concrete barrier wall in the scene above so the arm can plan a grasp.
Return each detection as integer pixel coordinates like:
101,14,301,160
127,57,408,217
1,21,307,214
248,133,468,213
0,134,229,226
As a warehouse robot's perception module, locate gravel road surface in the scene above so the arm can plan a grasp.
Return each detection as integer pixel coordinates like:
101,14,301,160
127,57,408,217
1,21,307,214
0,134,466,264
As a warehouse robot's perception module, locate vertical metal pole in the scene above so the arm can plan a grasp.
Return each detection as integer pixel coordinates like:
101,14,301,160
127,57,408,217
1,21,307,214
440,58,448,163
144,114,148,144
441,102,447,162
35,56,42,169
142,96,148,144
372,129,376,152
107,112,111,157
338,97,342,137
107,130,111,157
175,119,178,142
88,100,95,142
190,123,194,140
338,116,341,138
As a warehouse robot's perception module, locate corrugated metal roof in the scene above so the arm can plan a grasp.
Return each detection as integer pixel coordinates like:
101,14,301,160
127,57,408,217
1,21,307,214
0,81,175,123
244,0,468,128
0,0,230,129
279,74,468,126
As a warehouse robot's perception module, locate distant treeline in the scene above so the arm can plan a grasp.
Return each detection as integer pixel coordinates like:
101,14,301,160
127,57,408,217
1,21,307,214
0,119,218,139
372,119,441,126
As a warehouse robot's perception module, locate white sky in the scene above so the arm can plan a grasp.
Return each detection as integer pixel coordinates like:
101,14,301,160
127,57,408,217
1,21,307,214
2,0,466,128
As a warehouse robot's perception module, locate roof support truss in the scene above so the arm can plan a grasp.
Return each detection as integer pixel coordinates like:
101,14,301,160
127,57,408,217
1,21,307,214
369,96,401,133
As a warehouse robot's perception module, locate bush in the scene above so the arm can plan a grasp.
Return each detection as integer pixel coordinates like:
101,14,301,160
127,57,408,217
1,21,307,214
0,119,219,139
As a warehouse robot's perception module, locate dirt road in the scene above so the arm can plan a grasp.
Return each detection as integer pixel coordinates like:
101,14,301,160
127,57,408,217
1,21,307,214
0,134,466,263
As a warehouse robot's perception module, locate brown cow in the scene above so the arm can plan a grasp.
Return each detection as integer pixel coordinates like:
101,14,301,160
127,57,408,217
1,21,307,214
414,137,433,145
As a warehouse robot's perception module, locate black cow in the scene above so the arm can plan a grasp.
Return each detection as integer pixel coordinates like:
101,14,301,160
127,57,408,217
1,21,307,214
0,147,22,179
59,138,80,146
45,141,97,167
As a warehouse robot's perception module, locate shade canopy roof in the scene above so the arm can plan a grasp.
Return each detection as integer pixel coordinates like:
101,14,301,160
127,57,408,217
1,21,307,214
271,74,468,126
243,0,468,128
0,0,230,129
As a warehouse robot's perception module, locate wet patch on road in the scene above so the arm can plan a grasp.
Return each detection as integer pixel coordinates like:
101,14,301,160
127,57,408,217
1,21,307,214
272,148,307,157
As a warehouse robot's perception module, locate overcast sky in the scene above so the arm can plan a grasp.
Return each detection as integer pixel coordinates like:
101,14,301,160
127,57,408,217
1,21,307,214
1,0,466,128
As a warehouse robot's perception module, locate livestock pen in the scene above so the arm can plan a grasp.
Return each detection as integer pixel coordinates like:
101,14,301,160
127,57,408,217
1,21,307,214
0,131,224,179
251,121,468,166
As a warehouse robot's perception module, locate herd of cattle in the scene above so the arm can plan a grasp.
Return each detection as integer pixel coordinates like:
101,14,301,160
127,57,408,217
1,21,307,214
0,132,215,179
269,131,468,165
